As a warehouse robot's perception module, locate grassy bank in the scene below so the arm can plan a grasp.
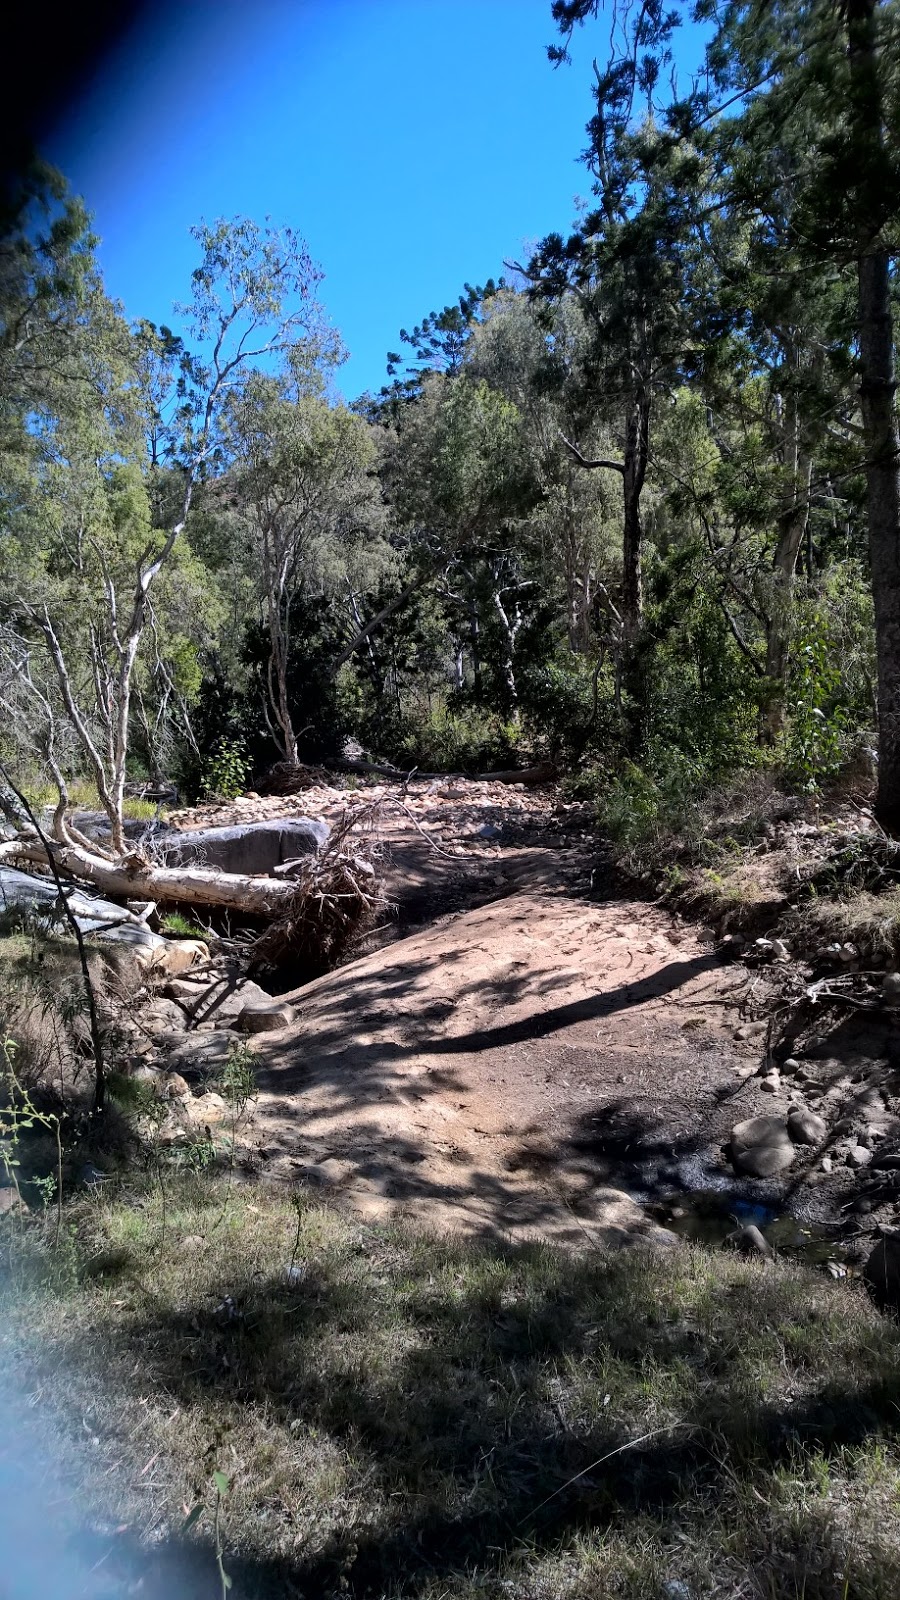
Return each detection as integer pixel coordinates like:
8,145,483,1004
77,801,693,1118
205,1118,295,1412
2,1179,900,1598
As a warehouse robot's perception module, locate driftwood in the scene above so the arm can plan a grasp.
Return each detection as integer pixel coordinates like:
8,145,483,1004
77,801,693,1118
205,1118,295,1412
327,758,556,787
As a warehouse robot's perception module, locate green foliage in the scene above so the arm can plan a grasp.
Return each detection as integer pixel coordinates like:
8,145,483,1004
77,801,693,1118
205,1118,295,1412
596,750,707,853
784,634,847,791
398,699,520,773
783,579,876,791
518,655,624,765
0,1035,63,1250
217,1043,256,1114
161,912,202,939
639,562,765,779
200,737,250,802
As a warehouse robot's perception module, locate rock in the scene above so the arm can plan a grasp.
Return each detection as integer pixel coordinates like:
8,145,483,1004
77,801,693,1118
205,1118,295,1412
130,1062,164,1088
846,1145,873,1168
882,972,900,1008
781,1057,801,1076
733,1022,766,1041
143,998,190,1033
730,1115,796,1177
787,1107,827,1146
759,1073,781,1094
871,1152,900,1172
0,867,202,979
166,1033,236,1079
820,1155,833,1173
235,1001,297,1033
864,1232,900,1314
162,977,210,1000
162,1072,191,1101
95,924,206,980
185,1091,228,1126
162,818,328,876
725,1222,773,1258
150,938,208,977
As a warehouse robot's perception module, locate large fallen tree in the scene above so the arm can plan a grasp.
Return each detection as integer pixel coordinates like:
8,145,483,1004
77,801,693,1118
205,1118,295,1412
0,833,302,916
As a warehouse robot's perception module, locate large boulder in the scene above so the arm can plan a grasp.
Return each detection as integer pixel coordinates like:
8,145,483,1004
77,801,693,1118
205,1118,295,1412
730,1114,796,1177
235,1001,297,1033
1,865,138,932
787,1106,827,1146
161,819,328,877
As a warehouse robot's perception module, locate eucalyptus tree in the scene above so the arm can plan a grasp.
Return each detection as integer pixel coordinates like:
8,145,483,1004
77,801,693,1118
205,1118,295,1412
466,288,622,655
549,0,900,819
225,368,389,764
387,371,540,704
1,193,333,909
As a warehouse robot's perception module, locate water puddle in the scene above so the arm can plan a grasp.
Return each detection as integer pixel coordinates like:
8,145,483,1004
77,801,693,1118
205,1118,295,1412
650,1190,846,1267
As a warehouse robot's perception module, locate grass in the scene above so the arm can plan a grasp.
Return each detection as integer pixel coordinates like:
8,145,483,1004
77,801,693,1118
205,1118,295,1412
18,777,164,824
161,910,205,939
3,1179,900,1598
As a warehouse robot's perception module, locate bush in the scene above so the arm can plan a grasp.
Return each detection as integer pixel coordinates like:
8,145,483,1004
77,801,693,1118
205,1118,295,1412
200,737,250,802
596,749,708,855
397,698,521,773
783,574,876,792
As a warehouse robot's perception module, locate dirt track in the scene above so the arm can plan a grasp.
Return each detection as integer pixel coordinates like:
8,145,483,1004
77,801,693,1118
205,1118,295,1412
228,783,788,1247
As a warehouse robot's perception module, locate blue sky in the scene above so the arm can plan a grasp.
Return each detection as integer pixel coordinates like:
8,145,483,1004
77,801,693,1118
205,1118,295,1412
50,2,708,403
48,0,612,401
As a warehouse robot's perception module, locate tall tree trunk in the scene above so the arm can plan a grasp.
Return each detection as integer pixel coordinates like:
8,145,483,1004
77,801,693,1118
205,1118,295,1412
621,390,650,645
847,0,900,830
860,246,900,827
763,438,813,742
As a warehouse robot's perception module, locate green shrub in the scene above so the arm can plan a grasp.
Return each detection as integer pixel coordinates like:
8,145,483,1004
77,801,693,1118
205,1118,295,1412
783,575,876,791
200,737,250,802
596,749,708,854
397,697,521,773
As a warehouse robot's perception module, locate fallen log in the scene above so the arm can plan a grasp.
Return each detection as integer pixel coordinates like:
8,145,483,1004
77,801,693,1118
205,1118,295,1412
0,836,301,916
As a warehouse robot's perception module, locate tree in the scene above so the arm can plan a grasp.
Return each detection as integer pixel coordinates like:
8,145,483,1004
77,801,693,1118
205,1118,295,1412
548,0,900,819
525,105,707,647
467,287,622,655
225,371,388,764
388,371,539,706
1,196,330,906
